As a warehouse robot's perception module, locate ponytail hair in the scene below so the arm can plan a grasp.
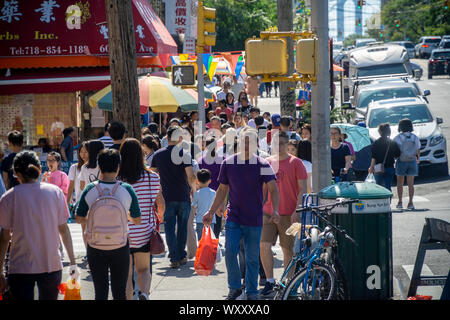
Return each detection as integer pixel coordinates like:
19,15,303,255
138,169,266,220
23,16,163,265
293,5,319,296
13,150,41,182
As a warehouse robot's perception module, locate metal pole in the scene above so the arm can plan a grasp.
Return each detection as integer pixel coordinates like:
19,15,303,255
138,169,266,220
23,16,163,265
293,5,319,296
197,50,206,134
311,0,331,193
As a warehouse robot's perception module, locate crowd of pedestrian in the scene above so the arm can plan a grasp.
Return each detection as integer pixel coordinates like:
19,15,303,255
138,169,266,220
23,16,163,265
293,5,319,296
0,74,422,301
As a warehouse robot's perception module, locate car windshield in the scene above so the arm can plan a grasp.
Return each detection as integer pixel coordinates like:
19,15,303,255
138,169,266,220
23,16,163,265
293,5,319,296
440,42,450,48
357,63,407,77
432,51,450,59
424,38,441,44
358,87,418,109
368,104,433,128
356,40,376,47
403,42,414,48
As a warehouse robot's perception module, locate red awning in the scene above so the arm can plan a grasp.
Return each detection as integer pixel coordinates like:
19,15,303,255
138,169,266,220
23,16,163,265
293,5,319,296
0,67,111,95
0,1,177,69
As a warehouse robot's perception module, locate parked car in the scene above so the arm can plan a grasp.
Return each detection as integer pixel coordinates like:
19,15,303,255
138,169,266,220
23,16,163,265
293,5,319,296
365,97,447,174
410,62,423,80
428,49,450,79
442,35,450,40
415,36,442,58
438,39,450,49
391,41,415,59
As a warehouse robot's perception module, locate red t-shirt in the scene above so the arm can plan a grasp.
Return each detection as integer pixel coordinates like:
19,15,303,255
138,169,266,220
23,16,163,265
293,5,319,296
263,155,307,216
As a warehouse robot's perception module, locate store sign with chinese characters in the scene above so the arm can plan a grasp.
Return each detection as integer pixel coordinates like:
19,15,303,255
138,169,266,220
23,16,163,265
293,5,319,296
164,0,197,54
0,0,167,57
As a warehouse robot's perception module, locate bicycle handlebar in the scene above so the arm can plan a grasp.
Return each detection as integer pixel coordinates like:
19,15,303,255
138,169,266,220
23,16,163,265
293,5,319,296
296,198,358,246
295,198,359,214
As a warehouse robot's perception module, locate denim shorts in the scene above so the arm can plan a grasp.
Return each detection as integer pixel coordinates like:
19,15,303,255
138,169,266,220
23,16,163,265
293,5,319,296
396,160,418,176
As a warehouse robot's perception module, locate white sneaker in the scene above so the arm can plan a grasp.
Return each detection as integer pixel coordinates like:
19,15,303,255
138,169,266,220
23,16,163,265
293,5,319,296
138,292,149,300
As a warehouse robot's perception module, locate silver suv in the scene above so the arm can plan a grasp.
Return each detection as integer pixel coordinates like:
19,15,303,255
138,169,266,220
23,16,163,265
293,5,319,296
415,36,442,58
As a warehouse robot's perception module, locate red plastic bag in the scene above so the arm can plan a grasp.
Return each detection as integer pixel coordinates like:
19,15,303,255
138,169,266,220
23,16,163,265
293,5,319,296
194,226,219,276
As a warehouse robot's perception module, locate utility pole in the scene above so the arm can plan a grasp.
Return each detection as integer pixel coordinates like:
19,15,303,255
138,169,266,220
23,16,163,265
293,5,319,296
311,0,331,192
105,0,141,140
277,0,296,118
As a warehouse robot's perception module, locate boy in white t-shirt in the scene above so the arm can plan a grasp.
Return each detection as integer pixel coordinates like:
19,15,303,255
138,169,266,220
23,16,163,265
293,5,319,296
192,169,216,241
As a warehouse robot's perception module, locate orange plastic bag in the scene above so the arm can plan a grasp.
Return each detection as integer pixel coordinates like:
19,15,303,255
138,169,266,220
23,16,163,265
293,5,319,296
407,295,432,300
58,278,82,300
194,226,219,276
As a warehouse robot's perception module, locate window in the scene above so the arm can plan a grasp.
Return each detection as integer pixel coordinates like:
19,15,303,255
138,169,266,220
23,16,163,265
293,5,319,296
368,105,433,128
357,63,407,77
432,51,450,59
358,87,418,109
404,42,414,48
424,38,441,44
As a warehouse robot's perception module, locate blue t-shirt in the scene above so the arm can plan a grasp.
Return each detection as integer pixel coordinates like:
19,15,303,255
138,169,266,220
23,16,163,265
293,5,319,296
61,136,74,162
150,145,193,202
192,187,216,224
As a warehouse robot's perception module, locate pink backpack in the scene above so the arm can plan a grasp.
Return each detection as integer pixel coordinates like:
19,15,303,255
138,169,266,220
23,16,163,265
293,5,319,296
86,182,129,250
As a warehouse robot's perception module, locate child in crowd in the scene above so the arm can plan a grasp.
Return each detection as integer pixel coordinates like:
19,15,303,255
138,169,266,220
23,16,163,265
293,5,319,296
192,169,217,242
43,151,70,200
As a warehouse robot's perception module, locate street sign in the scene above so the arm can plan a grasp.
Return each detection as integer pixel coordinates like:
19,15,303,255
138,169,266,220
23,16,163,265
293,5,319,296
172,65,196,86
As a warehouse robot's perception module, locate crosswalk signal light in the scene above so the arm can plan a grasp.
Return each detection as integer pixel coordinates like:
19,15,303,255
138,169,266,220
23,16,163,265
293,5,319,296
245,38,288,76
296,38,318,77
197,1,216,49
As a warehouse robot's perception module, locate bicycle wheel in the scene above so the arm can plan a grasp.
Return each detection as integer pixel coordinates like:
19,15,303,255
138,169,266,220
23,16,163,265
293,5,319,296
280,263,336,300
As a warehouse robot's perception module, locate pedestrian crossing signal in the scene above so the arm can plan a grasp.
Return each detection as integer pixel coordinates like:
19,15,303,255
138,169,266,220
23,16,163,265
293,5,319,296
172,65,196,86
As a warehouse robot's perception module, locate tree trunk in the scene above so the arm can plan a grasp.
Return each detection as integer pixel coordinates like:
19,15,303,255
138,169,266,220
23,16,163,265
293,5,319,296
105,0,141,140
277,0,296,118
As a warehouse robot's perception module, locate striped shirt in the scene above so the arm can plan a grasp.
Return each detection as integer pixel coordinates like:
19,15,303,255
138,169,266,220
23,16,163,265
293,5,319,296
128,171,160,249
99,135,114,148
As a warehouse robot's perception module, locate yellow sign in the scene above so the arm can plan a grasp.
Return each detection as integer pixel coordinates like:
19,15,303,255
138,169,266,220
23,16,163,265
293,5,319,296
36,124,44,135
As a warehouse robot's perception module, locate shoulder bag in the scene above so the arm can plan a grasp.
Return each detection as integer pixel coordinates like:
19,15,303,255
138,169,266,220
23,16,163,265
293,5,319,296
374,140,391,174
147,172,165,255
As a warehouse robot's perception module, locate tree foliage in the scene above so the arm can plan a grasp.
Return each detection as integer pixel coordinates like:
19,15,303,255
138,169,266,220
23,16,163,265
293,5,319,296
381,0,450,42
203,0,277,51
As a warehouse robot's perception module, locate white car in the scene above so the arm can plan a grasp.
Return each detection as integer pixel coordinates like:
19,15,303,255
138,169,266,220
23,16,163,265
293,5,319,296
365,97,448,174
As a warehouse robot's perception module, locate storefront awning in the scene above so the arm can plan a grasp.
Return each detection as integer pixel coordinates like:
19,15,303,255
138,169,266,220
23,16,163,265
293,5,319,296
0,0,177,69
0,67,111,95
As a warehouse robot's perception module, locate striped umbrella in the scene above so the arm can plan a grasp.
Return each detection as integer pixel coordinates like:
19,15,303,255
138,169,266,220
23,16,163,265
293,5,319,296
89,75,198,113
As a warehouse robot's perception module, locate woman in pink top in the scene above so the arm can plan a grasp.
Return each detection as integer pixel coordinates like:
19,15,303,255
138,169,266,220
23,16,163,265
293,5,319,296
42,152,70,199
0,150,77,300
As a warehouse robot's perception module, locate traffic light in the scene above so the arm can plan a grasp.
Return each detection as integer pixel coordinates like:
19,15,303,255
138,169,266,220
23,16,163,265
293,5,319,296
296,38,318,76
245,38,288,75
357,0,366,9
444,0,449,10
197,1,216,48
395,20,400,28
356,18,361,27
379,31,384,38
172,65,196,86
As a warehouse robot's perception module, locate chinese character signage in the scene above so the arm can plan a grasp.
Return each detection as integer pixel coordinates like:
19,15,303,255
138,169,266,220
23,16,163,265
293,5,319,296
164,0,197,54
0,0,177,58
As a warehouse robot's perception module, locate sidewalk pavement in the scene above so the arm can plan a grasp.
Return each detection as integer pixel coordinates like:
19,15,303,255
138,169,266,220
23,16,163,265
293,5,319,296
62,224,285,300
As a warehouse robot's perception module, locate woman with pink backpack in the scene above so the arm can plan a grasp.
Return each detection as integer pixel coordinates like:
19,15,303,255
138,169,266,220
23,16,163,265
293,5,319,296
75,149,141,300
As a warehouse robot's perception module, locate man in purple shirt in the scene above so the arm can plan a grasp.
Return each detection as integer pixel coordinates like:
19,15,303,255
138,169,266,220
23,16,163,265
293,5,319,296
203,127,280,300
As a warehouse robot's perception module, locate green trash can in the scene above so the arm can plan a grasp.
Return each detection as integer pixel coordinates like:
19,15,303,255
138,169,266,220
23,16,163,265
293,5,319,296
318,181,393,300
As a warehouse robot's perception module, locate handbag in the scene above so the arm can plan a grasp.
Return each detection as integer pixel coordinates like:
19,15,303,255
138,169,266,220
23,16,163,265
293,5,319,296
147,172,165,255
374,140,391,174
